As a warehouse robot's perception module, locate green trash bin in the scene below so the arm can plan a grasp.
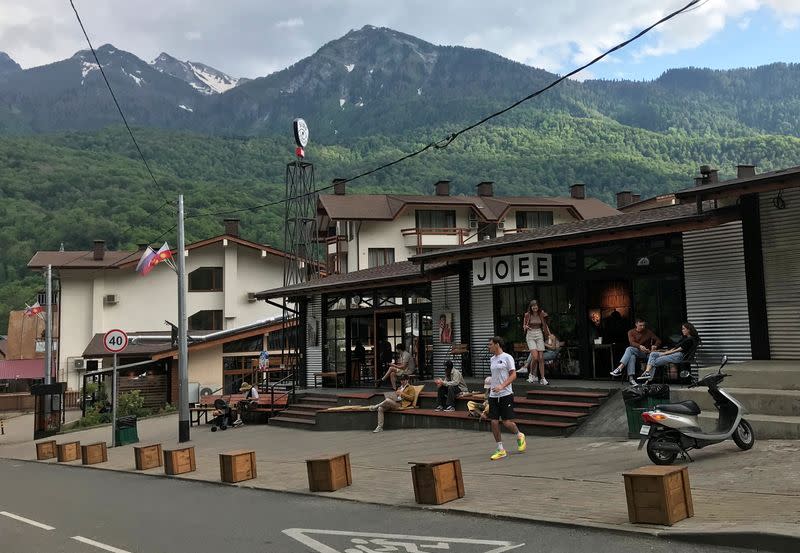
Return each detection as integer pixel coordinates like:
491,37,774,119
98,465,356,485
115,415,139,446
625,396,663,439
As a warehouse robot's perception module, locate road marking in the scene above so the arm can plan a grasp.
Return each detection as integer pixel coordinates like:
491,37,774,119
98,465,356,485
72,536,132,553
283,528,525,553
0,511,55,530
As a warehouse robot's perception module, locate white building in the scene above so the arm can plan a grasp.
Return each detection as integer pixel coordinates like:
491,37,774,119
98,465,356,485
317,180,620,274
28,220,290,391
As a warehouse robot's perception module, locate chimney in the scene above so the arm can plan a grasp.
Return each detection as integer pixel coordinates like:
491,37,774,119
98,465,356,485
694,177,704,187
631,194,641,204
699,165,719,184
333,178,347,195
569,183,586,200
616,191,633,209
737,164,756,179
224,218,240,238
93,240,105,261
434,180,450,196
476,181,494,197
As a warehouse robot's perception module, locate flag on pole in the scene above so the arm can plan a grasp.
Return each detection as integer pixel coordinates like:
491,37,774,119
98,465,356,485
153,242,174,264
135,246,157,275
24,302,44,317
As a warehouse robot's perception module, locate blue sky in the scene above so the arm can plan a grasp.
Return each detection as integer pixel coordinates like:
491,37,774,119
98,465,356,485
0,1,798,81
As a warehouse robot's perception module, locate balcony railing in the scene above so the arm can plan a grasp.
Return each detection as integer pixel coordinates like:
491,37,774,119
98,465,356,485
400,227,471,253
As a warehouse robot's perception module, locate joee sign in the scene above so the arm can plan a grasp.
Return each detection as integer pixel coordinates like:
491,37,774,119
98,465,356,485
472,253,552,286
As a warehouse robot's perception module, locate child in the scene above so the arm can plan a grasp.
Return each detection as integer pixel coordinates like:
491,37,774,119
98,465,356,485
467,377,492,419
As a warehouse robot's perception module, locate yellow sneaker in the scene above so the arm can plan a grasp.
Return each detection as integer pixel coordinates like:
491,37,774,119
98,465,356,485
517,433,527,453
490,448,507,461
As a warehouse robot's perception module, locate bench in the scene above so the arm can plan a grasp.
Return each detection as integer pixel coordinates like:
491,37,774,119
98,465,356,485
313,371,345,388
190,406,215,427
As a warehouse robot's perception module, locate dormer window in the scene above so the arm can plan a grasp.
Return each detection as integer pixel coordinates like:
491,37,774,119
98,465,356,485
416,210,456,229
516,211,554,229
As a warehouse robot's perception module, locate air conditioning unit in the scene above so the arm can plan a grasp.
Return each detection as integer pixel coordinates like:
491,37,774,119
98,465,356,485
247,292,257,303
103,293,119,305
468,212,478,229
497,220,505,230
73,358,85,370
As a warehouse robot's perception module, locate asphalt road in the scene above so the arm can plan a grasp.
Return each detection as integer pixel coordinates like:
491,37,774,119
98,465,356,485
0,459,755,553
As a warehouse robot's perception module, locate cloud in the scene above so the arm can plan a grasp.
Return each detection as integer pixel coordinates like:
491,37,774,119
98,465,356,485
275,17,304,29
184,31,203,41
737,17,752,29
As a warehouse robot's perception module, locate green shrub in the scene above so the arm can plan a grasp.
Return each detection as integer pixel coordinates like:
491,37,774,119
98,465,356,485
117,390,151,418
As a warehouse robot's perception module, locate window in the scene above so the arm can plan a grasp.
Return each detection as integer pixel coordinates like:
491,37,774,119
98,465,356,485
324,317,346,374
222,335,263,353
515,211,554,229
188,267,223,292
368,248,394,268
416,210,456,229
189,310,223,331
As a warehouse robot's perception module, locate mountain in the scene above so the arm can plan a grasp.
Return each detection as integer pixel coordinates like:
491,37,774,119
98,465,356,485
0,52,21,76
150,52,242,94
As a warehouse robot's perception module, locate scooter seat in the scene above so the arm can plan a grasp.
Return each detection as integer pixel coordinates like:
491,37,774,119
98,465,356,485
656,400,701,416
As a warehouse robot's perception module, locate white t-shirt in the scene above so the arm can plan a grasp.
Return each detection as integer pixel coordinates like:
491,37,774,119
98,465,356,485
489,352,515,398
245,387,259,400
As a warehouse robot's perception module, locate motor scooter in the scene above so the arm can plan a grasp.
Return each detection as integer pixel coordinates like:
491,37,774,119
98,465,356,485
637,355,755,465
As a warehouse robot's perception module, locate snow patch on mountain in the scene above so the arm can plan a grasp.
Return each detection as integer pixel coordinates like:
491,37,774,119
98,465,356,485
121,67,143,86
345,63,355,73
178,104,194,112
188,62,238,93
150,53,240,94
339,98,346,107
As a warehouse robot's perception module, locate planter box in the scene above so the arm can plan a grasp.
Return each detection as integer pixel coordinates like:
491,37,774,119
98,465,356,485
81,442,108,465
57,441,81,462
164,446,196,475
306,453,352,492
36,440,57,460
219,450,257,483
134,443,163,470
409,458,465,505
623,465,694,526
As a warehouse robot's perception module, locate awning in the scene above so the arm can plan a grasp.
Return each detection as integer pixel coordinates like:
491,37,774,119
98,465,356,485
0,358,46,379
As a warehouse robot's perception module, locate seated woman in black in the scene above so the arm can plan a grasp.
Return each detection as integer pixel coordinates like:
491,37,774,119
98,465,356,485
638,322,700,381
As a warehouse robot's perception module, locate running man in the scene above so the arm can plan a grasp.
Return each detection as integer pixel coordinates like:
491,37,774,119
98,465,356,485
487,336,526,460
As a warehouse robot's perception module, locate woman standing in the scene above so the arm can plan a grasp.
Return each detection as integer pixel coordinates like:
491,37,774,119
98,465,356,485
523,299,550,385
637,322,700,382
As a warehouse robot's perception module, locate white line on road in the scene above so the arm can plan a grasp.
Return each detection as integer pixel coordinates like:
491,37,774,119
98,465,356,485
0,511,55,530
72,536,133,553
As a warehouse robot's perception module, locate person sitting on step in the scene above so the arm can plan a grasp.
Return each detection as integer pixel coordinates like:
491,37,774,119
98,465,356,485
369,374,415,433
434,360,468,411
467,377,492,419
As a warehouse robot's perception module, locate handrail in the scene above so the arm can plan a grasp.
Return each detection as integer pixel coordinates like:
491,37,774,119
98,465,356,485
269,371,296,418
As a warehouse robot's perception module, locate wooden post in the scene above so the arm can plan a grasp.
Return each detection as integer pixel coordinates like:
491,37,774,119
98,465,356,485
219,450,257,483
164,446,196,475
306,453,352,492
409,459,465,505
134,443,163,470
623,465,694,525
36,440,57,460
81,442,108,465
56,441,81,462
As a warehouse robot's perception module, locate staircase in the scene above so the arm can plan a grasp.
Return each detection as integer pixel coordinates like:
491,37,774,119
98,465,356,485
670,361,800,439
268,392,338,429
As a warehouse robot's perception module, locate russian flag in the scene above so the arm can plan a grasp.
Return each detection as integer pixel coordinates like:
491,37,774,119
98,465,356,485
136,246,157,275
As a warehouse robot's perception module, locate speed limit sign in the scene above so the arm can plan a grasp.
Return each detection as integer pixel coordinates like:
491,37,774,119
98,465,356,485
103,329,128,353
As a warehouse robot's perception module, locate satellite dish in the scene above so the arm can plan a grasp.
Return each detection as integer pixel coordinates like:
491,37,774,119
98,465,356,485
293,118,309,148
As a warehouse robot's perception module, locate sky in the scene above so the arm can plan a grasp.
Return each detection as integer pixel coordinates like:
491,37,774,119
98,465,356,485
0,0,799,81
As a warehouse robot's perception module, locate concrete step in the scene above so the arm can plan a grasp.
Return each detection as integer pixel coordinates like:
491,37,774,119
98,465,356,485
291,402,339,412
279,409,318,420
671,387,800,417
269,415,317,429
698,413,800,440
700,362,800,390
515,398,600,413
527,389,609,403
298,395,339,404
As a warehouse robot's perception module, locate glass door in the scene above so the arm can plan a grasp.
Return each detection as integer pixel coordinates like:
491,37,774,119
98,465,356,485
375,309,403,384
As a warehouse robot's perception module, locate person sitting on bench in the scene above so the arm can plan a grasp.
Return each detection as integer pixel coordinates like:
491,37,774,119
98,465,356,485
232,382,259,427
434,360,468,411
638,322,700,382
611,318,662,385
467,377,492,419
369,374,415,433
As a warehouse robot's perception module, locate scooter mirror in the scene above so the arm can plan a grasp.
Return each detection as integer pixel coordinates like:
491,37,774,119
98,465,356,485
679,370,690,378
720,355,729,372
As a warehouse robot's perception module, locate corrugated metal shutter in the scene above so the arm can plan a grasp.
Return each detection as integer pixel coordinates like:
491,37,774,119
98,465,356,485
306,295,322,387
683,221,752,365
470,276,494,378
760,188,800,359
431,275,461,378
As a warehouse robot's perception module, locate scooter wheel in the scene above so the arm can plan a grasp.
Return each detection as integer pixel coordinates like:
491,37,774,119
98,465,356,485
733,419,755,450
220,425,227,431
211,426,217,432
646,439,678,465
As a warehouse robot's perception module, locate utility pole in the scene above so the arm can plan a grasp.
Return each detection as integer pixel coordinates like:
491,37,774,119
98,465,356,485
177,195,190,442
45,264,53,385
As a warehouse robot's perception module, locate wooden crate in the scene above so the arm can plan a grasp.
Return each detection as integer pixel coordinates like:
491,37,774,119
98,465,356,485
409,459,465,505
219,450,257,483
306,453,352,492
623,465,694,526
36,440,57,460
164,446,196,475
56,441,81,462
134,443,163,470
81,442,108,465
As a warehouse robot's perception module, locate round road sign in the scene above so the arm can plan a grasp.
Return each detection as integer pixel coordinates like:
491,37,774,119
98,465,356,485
103,329,128,353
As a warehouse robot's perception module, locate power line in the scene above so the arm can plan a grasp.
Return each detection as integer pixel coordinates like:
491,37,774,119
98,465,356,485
184,0,700,221
68,0,172,205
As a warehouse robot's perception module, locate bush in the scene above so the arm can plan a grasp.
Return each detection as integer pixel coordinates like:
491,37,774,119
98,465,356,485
117,390,151,418
66,404,111,430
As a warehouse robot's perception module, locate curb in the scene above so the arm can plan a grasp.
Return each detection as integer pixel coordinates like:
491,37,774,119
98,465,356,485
7,457,799,552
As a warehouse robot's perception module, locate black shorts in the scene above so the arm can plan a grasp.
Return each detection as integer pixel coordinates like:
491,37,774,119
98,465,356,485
488,395,515,421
